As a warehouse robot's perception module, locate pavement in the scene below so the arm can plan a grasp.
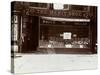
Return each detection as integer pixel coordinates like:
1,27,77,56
13,54,98,74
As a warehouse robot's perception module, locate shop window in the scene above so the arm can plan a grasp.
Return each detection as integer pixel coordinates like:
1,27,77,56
39,17,90,49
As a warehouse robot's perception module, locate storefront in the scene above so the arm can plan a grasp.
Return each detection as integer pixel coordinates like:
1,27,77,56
11,2,97,54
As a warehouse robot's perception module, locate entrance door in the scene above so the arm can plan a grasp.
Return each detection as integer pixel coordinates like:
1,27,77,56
21,16,39,53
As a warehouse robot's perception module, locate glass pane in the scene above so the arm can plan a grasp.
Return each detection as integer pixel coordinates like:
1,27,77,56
11,23,18,41
30,3,48,8
39,17,90,49
71,5,89,11
11,15,18,41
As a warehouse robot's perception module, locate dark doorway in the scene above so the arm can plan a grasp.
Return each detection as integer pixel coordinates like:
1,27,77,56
21,16,39,53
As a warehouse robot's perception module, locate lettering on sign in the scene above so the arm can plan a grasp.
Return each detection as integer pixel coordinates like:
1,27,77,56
25,8,90,18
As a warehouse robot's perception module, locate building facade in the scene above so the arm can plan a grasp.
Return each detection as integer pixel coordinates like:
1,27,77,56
11,1,97,54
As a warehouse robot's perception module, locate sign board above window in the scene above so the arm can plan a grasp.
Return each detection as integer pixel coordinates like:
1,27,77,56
53,3,64,10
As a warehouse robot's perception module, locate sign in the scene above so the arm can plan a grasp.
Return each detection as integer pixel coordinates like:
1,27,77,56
25,8,91,19
63,32,72,39
54,3,64,10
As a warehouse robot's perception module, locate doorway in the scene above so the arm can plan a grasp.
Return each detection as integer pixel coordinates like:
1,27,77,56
21,16,39,53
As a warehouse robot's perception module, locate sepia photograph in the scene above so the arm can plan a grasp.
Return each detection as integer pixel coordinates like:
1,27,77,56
11,1,97,74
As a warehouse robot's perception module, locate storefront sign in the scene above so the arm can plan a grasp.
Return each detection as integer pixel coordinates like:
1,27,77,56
25,8,91,19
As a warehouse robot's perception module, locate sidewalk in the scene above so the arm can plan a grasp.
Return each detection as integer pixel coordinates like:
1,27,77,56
14,54,97,74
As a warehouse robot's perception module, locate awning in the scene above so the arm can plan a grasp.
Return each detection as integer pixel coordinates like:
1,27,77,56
41,16,90,22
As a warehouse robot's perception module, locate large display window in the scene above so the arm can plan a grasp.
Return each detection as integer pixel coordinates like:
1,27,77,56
38,16,94,54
